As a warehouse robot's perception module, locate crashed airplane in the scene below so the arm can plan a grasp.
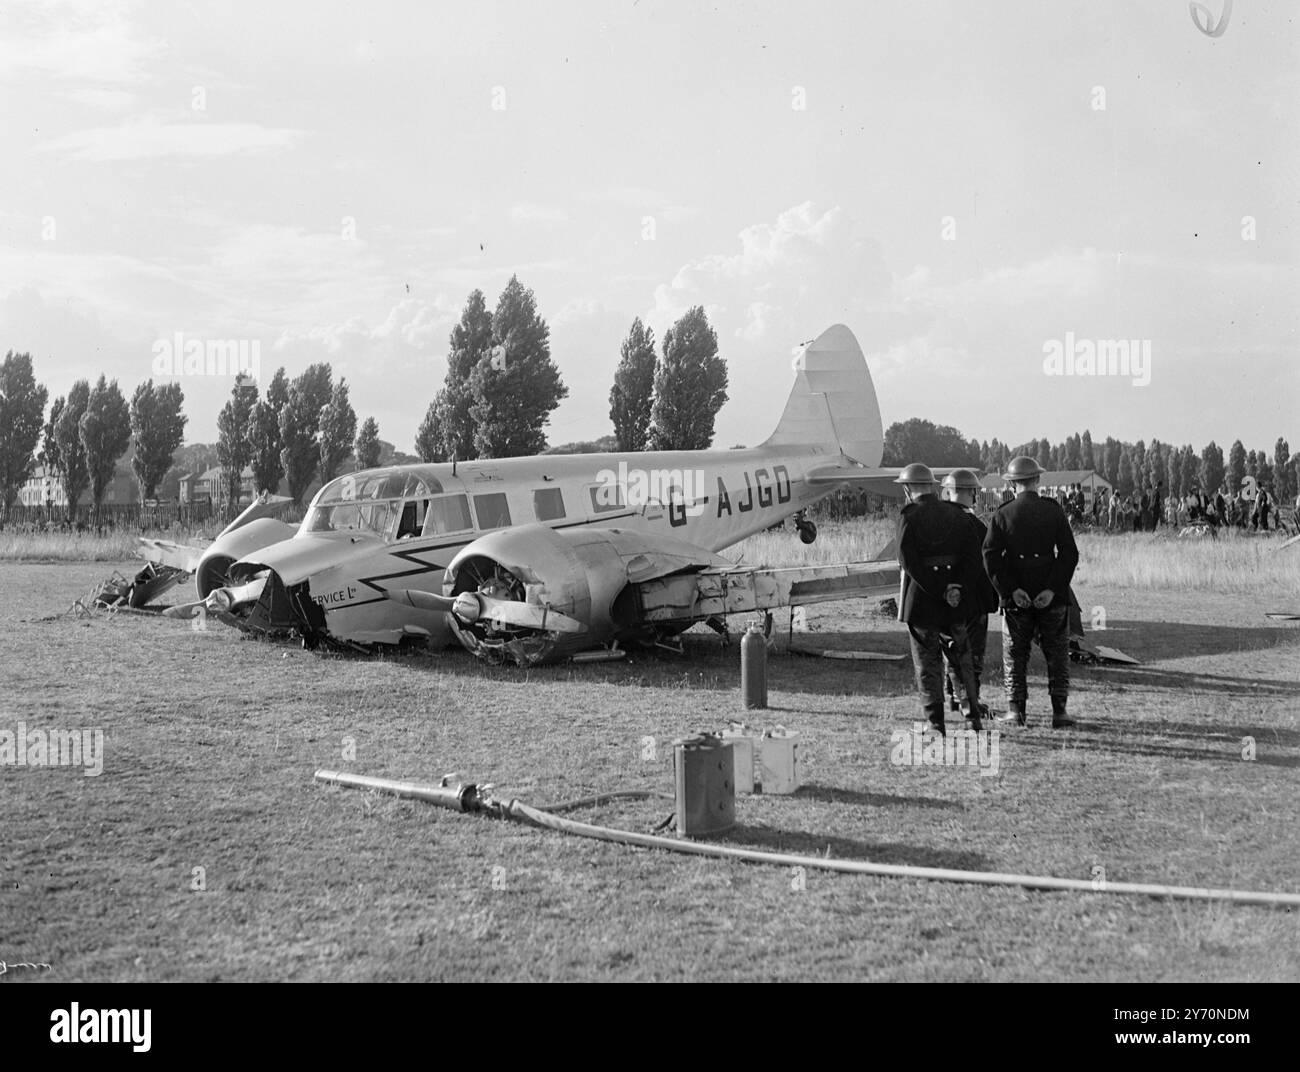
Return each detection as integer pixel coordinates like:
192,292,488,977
140,324,918,665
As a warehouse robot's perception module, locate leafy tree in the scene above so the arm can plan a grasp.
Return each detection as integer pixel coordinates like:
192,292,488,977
48,381,91,521
882,418,980,467
1165,445,1182,500
1103,437,1121,487
1274,437,1293,501
216,381,258,514
1256,453,1274,491
266,366,290,411
609,318,657,451
1199,441,1225,495
1034,438,1051,469
1146,439,1164,490
278,363,333,505
1179,444,1198,497
242,366,289,496
417,290,493,462
647,306,728,451
0,351,48,508
129,381,186,502
1226,440,1246,497
1117,447,1134,498
79,375,131,525
544,434,620,455
354,416,381,470
246,399,284,495
318,379,357,484
1080,430,1094,472
468,276,568,458
413,409,440,463
1246,449,1258,478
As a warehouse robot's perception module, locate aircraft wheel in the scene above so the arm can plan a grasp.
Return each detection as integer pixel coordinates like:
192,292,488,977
797,521,817,544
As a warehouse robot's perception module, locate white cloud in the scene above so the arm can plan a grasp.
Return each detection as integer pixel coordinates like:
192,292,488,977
0,3,164,85
36,117,305,161
650,201,892,342
510,203,570,224
59,87,136,110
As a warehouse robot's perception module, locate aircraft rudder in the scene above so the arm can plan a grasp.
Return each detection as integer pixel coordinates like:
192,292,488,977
765,324,884,465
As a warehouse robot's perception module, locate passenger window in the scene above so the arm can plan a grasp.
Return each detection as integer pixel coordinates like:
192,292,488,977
533,487,565,522
397,500,424,539
423,493,473,536
589,483,625,514
473,492,512,530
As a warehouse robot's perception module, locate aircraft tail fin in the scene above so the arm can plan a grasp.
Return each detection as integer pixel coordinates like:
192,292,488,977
762,324,884,465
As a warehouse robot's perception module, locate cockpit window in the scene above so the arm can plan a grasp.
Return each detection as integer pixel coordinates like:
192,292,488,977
303,500,395,536
396,500,425,539
315,469,439,504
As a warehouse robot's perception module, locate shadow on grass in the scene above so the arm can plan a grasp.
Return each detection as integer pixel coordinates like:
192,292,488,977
720,823,988,871
793,782,963,811
997,725,1299,768
1075,664,1300,698
1058,618,1300,664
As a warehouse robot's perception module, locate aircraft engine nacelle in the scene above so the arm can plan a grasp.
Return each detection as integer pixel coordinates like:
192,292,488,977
443,523,709,665
195,517,299,598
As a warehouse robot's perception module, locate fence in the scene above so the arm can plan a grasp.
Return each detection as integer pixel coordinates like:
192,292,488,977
0,501,218,532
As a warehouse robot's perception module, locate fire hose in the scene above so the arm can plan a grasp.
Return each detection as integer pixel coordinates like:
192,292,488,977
314,770,1300,908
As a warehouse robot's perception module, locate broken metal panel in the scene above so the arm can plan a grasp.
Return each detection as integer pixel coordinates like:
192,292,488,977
137,537,202,574
639,561,900,625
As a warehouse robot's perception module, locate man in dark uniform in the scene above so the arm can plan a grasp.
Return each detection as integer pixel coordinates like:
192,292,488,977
896,462,986,735
984,456,1080,728
940,468,1000,723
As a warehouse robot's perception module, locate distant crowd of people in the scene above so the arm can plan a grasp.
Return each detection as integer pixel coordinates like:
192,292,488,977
993,480,1290,533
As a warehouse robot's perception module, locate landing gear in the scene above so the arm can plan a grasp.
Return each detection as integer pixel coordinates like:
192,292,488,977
794,510,817,544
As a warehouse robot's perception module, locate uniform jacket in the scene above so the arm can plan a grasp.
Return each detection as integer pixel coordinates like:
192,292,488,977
983,490,1079,610
897,494,985,628
957,506,1000,614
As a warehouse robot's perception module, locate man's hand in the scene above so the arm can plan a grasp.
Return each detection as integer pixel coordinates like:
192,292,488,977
1011,588,1031,609
944,584,963,608
1032,589,1055,609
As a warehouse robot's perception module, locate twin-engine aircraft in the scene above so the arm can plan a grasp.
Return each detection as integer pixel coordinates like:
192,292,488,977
141,324,913,665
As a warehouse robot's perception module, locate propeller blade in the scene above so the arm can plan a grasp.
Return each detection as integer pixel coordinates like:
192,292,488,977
384,588,460,615
470,594,587,635
162,575,267,619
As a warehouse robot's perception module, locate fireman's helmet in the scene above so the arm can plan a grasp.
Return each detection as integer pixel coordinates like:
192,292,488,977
894,462,936,486
1002,456,1045,482
941,468,981,492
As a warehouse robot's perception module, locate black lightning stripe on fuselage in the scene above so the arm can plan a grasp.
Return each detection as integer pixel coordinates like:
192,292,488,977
341,511,642,611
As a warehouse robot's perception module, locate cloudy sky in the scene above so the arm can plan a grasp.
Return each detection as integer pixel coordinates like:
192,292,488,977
2,0,1296,458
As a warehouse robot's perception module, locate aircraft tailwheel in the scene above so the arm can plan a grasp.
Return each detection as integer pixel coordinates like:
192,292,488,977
797,520,817,544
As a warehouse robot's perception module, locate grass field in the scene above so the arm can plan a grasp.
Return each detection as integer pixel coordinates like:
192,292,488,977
2,526,1298,981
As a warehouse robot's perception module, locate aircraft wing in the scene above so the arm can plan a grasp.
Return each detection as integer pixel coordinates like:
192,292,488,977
137,493,295,578
635,559,900,626
806,462,960,497
138,537,204,573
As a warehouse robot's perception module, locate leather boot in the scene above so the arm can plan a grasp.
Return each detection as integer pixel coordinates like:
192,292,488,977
996,703,1026,726
1051,698,1075,729
925,703,946,736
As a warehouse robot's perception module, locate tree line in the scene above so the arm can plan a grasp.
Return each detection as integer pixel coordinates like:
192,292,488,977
0,350,383,522
882,418,1297,503
413,277,728,462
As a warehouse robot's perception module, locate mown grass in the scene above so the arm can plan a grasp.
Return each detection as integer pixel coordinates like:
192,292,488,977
1,559,1297,982
736,520,1300,599
5,515,1296,602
